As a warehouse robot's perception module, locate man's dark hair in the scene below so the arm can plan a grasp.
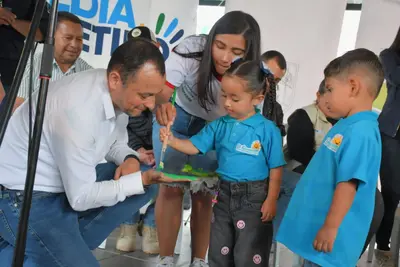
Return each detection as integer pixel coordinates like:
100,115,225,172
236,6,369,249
107,39,165,85
261,50,287,70
57,11,82,26
324,48,384,98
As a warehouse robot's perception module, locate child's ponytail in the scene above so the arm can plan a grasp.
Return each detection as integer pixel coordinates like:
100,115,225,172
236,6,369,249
260,62,285,135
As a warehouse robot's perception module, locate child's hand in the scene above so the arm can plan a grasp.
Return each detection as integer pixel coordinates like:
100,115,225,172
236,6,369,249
138,148,155,166
313,225,338,253
261,197,277,222
159,127,174,144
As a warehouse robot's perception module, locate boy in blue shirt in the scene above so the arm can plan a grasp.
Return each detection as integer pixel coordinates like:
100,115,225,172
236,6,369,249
160,60,286,267
276,48,385,267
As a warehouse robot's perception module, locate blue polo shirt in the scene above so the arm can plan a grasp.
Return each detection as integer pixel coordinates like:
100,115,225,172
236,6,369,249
276,111,381,267
190,113,285,182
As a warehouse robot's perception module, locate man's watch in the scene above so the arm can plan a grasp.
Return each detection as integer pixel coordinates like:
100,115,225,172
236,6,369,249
124,154,140,162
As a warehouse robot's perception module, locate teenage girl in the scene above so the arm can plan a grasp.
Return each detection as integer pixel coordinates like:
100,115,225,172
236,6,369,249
160,59,285,267
152,11,262,267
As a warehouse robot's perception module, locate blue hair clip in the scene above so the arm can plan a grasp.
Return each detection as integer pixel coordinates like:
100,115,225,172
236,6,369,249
261,61,273,76
232,56,242,63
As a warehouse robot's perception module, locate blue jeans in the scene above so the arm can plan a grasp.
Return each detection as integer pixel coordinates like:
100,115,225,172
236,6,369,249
152,104,218,192
123,164,157,228
209,179,273,267
303,260,320,267
273,169,301,239
0,162,157,267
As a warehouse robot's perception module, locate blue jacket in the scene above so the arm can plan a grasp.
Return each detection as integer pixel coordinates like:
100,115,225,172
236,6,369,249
378,49,400,137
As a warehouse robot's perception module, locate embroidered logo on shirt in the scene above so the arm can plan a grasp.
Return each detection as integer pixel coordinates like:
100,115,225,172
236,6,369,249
324,134,343,152
236,140,261,156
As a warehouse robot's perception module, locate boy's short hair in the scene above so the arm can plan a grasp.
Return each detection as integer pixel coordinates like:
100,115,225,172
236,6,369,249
324,48,384,98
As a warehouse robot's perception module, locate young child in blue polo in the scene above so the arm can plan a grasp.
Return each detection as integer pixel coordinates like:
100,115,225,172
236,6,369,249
276,48,385,267
159,59,285,267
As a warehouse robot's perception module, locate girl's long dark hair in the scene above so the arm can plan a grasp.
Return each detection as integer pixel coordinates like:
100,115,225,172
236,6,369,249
390,26,400,53
174,11,261,111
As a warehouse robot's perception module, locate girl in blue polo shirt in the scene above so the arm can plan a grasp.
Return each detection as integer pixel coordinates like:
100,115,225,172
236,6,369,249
160,59,285,267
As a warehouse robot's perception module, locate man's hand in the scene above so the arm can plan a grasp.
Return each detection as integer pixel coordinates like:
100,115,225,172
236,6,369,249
261,197,277,222
313,225,338,253
141,169,178,185
0,8,16,26
138,147,155,166
114,158,140,180
156,102,176,126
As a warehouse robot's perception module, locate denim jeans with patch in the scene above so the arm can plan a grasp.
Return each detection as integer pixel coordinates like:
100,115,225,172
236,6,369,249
209,179,273,267
0,162,157,267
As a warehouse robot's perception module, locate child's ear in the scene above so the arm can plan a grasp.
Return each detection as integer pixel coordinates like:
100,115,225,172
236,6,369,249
348,75,361,97
252,94,265,106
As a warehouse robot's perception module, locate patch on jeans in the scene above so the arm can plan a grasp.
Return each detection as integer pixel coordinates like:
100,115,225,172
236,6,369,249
221,246,230,255
253,254,262,264
236,220,245,229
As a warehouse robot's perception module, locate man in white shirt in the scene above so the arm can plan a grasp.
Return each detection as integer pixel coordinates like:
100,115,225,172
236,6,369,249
0,39,170,266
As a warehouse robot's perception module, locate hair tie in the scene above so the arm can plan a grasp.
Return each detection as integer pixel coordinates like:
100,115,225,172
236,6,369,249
261,61,273,76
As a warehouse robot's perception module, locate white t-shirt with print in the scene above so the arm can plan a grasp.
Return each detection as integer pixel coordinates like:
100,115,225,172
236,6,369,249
165,35,226,121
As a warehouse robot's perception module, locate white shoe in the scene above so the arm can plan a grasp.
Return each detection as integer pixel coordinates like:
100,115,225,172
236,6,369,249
115,224,137,252
142,226,159,255
190,258,209,267
374,249,394,267
156,256,174,267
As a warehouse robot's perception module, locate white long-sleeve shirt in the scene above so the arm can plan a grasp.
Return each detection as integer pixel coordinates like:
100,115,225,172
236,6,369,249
0,69,144,211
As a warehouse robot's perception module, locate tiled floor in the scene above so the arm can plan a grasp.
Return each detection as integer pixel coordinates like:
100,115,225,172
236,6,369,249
94,210,378,267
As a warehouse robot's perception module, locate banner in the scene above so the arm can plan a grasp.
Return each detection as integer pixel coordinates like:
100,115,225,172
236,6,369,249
147,0,197,61
53,0,198,67
355,0,400,55
225,0,347,120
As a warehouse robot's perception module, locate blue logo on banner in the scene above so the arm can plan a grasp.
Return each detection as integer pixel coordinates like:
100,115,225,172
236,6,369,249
49,0,184,60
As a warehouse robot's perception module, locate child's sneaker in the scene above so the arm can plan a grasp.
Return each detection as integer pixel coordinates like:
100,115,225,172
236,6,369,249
115,224,137,252
189,258,209,267
374,249,394,267
142,225,159,254
156,256,174,267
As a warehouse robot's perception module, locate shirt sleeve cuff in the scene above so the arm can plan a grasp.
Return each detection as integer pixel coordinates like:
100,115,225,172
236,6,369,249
189,136,206,154
270,159,287,169
119,171,145,196
116,147,140,165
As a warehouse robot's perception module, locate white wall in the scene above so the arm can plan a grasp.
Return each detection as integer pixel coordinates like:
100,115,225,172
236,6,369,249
196,6,225,34
225,0,347,119
355,0,400,54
